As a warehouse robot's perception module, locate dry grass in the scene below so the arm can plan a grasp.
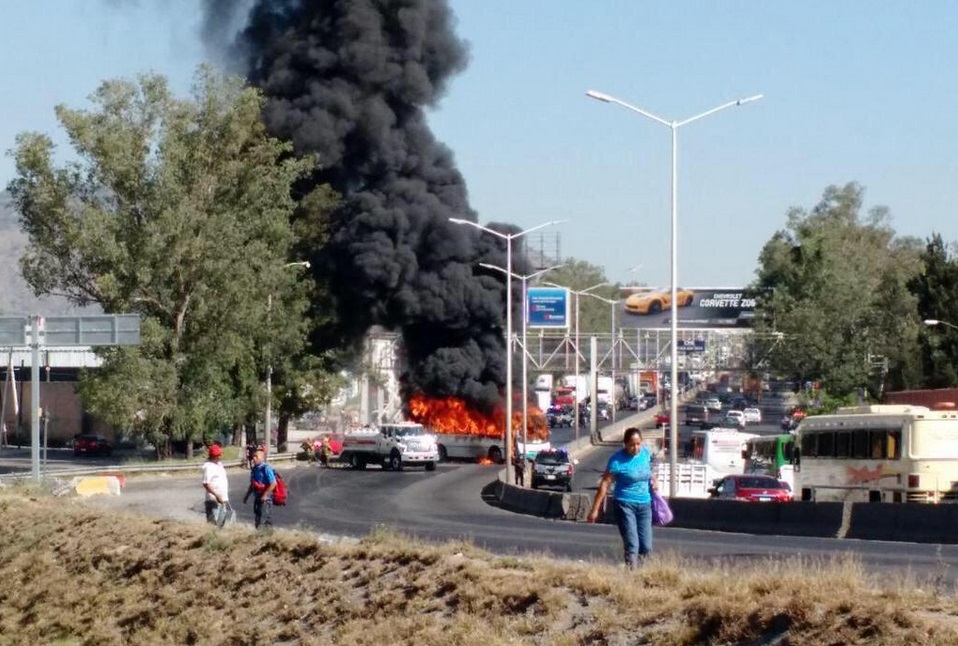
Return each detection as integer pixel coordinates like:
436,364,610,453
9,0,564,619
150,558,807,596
1,492,958,645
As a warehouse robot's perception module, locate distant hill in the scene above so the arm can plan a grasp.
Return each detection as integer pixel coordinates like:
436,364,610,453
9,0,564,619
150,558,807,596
0,191,101,317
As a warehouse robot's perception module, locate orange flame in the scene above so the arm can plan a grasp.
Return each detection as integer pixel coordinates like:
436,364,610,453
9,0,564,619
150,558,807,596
408,394,549,442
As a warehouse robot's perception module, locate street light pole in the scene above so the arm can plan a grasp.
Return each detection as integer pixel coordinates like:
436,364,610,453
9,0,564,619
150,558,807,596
480,263,562,468
451,218,565,483
586,89,762,497
545,280,608,444
582,292,621,424
265,260,311,455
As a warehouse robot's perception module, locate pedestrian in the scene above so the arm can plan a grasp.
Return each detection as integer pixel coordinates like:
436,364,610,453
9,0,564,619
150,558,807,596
512,445,525,487
243,447,277,529
201,444,229,525
319,436,332,468
586,427,655,568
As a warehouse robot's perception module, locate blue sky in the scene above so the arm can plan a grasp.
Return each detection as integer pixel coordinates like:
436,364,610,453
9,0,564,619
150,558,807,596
3,1,957,288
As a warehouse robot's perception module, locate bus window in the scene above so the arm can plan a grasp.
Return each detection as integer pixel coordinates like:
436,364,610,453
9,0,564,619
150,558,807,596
888,430,901,459
852,430,869,459
801,433,817,457
819,432,835,458
835,432,850,458
870,432,884,459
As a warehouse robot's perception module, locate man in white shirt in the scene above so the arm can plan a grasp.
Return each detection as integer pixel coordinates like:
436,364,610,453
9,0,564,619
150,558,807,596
202,444,229,524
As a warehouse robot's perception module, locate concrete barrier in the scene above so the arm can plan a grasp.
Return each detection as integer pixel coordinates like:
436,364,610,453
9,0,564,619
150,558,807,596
75,475,123,497
493,392,958,543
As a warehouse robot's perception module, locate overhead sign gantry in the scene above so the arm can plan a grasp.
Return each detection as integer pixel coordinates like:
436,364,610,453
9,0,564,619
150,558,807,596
0,315,140,481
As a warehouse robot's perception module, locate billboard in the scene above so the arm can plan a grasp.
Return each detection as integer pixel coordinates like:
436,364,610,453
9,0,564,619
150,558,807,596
527,287,570,329
617,287,760,329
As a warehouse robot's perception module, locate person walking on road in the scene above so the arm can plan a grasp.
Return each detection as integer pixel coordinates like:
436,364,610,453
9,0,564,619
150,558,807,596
243,447,276,529
586,427,655,568
201,444,229,525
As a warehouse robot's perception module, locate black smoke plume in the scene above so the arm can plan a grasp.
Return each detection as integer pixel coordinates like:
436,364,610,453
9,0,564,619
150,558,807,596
201,0,526,411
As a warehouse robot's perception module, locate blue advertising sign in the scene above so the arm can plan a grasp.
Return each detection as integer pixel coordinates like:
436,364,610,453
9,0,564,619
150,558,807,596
527,287,570,329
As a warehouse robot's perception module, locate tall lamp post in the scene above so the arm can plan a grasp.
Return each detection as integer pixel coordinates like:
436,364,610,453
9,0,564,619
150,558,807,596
450,217,565,483
582,291,622,424
480,262,563,466
265,260,311,454
544,280,608,443
586,89,762,497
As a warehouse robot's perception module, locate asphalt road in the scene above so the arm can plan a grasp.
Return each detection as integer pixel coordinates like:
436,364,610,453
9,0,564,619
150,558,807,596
77,448,958,585
21,399,958,583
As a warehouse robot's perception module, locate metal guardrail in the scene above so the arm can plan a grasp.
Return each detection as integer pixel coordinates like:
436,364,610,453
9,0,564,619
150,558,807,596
0,451,300,483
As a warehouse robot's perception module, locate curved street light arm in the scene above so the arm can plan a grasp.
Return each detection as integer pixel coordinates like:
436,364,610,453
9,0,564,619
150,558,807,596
676,94,764,128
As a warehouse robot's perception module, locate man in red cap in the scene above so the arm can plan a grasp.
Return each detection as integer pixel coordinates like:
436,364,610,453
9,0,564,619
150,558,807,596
202,443,229,524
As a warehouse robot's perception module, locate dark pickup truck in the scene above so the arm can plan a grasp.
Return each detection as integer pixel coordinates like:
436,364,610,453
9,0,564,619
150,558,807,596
684,405,711,428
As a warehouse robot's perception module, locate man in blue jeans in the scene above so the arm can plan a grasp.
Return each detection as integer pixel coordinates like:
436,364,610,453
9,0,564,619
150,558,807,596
587,427,654,567
243,447,277,529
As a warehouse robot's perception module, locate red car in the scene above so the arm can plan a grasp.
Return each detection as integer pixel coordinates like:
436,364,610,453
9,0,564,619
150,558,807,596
654,413,672,428
708,475,791,502
73,434,113,457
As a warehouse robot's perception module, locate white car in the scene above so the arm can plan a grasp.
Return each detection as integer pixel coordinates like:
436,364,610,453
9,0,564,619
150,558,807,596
743,407,762,423
705,397,722,412
724,410,746,428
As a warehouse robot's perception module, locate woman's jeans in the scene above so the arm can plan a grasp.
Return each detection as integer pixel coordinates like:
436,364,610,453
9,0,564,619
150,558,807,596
613,499,653,567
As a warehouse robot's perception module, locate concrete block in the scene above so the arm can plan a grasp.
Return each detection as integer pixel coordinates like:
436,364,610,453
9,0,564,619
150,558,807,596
75,476,122,497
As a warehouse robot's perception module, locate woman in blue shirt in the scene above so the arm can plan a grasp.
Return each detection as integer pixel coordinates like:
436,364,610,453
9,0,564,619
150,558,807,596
587,427,654,567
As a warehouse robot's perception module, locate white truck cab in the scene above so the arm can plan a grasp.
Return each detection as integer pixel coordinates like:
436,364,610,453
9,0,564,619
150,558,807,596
340,422,439,471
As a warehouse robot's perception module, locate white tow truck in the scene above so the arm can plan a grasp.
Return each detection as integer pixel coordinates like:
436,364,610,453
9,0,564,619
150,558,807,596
339,422,439,471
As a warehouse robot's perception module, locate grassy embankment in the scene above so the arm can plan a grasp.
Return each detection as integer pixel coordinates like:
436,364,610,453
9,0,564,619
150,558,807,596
1,490,957,645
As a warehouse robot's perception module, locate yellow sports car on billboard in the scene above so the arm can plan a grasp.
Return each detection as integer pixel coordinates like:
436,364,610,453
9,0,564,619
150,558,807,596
624,288,695,315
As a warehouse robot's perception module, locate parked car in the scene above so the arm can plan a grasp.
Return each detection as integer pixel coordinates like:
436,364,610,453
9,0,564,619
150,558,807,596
624,288,695,315
73,434,113,457
708,475,791,502
704,397,722,412
724,410,746,429
742,407,762,423
531,449,576,491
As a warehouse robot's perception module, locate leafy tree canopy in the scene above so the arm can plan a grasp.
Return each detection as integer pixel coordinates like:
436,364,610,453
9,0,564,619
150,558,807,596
7,67,317,451
753,182,923,399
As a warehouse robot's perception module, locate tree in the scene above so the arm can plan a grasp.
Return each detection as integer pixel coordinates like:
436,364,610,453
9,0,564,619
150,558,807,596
753,183,923,400
7,68,316,455
541,259,617,334
908,234,958,387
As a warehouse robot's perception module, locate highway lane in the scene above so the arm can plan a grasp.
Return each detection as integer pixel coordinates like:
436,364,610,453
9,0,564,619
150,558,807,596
230,458,958,583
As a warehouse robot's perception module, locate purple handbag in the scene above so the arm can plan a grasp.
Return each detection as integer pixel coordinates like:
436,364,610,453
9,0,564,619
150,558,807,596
651,491,674,526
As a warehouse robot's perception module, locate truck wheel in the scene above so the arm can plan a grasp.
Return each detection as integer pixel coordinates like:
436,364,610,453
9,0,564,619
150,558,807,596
425,461,437,472
437,444,448,462
488,446,502,464
389,451,403,471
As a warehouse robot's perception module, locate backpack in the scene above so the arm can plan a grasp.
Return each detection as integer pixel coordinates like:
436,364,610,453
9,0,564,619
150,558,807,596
272,471,288,506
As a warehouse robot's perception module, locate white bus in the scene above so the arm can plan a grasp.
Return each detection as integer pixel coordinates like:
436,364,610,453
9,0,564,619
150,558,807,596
795,404,958,503
688,428,758,480
434,432,551,463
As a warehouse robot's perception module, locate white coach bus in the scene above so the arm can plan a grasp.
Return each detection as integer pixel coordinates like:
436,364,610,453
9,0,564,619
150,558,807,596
795,404,958,503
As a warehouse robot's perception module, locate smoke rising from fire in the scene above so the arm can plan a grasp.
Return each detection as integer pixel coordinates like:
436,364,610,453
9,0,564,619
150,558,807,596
200,0,526,412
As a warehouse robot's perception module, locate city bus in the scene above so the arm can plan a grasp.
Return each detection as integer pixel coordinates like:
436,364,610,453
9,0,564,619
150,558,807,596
688,428,758,481
743,434,797,496
795,403,958,503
